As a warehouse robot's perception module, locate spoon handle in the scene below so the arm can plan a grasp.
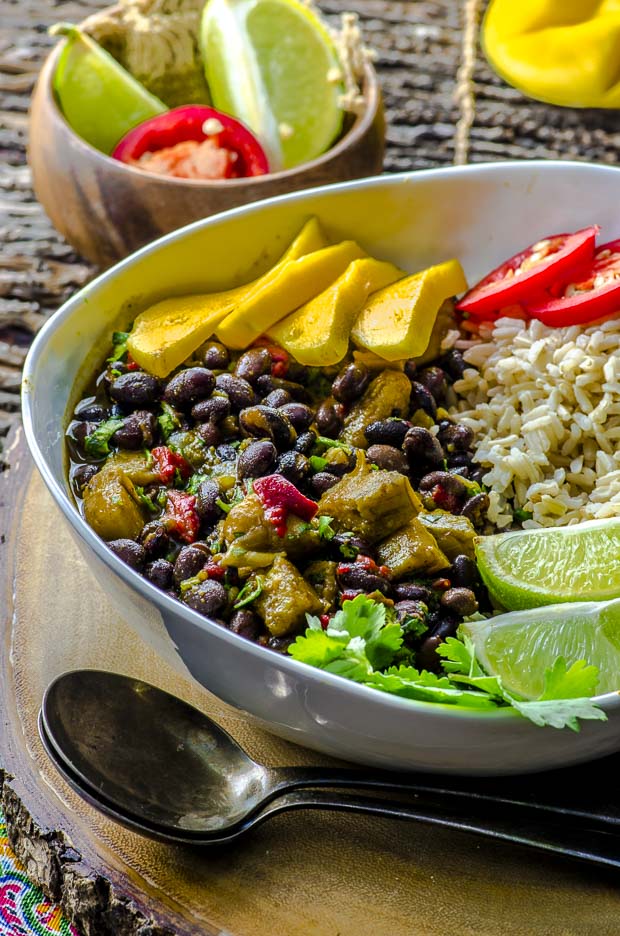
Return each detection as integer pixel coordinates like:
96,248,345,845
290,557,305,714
252,789,620,870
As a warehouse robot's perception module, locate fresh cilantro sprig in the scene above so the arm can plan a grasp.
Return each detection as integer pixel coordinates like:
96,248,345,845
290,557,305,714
84,417,124,457
107,330,131,363
158,401,180,441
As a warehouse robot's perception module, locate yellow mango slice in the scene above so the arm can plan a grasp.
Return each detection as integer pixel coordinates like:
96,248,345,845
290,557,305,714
216,240,367,350
127,217,328,377
351,259,467,361
267,257,404,366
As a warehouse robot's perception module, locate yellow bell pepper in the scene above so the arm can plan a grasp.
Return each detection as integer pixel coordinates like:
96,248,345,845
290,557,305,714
267,257,404,366
127,217,328,377
483,0,620,108
351,259,467,362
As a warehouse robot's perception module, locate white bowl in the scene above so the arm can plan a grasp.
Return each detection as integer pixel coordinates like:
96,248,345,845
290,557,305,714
22,161,620,775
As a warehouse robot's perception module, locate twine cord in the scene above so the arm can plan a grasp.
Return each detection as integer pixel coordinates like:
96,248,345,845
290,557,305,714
454,0,483,165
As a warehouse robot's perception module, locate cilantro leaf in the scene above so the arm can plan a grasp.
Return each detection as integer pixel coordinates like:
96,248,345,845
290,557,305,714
289,629,350,668
538,657,600,701
366,666,499,709
84,418,124,457
158,401,180,441
317,515,335,541
107,330,130,363
233,576,264,610
508,696,607,732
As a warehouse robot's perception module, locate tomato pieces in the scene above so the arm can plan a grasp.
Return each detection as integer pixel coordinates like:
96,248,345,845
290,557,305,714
151,446,192,484
165,490,200,544
456,226,597,320
112,105,269,180
530,238,620,327
254,474,318,537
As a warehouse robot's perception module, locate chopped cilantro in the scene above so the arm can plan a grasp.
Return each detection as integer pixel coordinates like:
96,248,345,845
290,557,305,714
186,473,209,495
134,485,159,513
107,330,130,363
513,508,534,523
338,533,360,559
317,515,335,541
233,576,264,610
158,401,180,441
83,418,124,457
316,436,351,451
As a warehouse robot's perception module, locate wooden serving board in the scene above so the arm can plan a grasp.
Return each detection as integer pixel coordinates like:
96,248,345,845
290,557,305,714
1,429,620,936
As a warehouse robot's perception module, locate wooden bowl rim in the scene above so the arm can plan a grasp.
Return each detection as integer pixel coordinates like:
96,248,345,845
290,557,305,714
38,40,382,190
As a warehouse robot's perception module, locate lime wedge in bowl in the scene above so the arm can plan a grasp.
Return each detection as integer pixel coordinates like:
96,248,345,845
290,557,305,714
200,0,344,170
476,517,620,610
462,598,620,699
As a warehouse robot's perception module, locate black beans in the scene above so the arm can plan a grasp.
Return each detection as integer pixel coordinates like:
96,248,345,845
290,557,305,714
146,559,174,590
440,348,466,381
337,563,391,596
216,443,237,461
202,341,229,370
174,545,209,584
366,444,409,475
364,418,411,448
450,555,478,588
403,359,417,380
417,366,448,402
191,396,230,423
393,582,433,603
440,587,479,617
295,430,317,455
112,411,157,449
139,521,170,560
416,635,443,672
108,539,146,571
68,420,93,450
437,422,474,452
257,375,311,403
332,362,370,403
164,368,216,409
234,348,272,384
263,389,292,408
419,471,469,513
403,427,444,472
461,492,490,526
279,402,314,432
195,480,223,525
183,580,227,616
109,372,160,407
228,609,262,641
237,440,278,479
74,399,108,422
310,471,339,496
331,533,371,560
315,399,344,436
215,373,256,411
239,405,296,450
197,421,222,447
409,381,437,420
71,463,99,495
276,451,310,486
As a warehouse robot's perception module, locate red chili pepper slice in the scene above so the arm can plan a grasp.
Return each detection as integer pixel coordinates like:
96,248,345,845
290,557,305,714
529,237,620,327
165,490,200,544
151,446,192,484
112,106,269,180
456,226,598,320
253,474,318,537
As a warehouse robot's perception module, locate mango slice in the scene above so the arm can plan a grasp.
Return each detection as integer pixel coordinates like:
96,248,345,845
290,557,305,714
267,257,404,366
216,240,367,349
127,217,328,377
351,259,468,362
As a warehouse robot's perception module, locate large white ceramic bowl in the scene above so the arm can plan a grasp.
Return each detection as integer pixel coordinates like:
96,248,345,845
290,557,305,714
23,161,620,775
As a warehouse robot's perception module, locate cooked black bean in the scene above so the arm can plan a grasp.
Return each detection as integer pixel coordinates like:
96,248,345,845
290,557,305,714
195,480,223,524
174,545,209,584
257,374,311,402
315,399,344,436
295,430,317,455
364,418,411,448
139,520,170,560
403,427,444,472
164,367,216,409
417,366,448,402
403,359,417,380
440,348,466,381
74,399,109,422
183,580,227,616
237,440,278,479
337,563,391,595
450,555,478,588
310,471,339,495
366,444,409,475
109,372,160,407
394,582,433,603
146,558,174,590
430,615,460,640
276,451,310,486
279,402,314,432
71,463,99,495
108,539,146,571
239,405,296,450
234,348,272,384
331,362,370,403
409,381,437,419
447,451,472,469
67,420,93,449
416,635,442,671
202,341,230,370
197,421,222,447
215,373,256,410
191,396,230,423
440,587,479,616
470,467,486,486
263,389,292,408
419,471,469,512
460,492,490,526
112,410,157,449
255,374,275,396
438,422,474,451
216,443,237,461
330,533,372,560
228,609,262,641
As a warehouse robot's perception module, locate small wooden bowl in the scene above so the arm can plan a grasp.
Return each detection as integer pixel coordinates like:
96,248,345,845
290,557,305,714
29,42,385,268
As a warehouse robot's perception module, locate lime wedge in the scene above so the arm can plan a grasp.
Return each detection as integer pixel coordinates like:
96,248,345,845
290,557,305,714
462,599,620,698
51,24,167,154
200,0,344,170
476,518,620,611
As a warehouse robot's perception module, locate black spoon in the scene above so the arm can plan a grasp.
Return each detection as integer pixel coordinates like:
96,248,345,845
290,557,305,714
39,670,620,867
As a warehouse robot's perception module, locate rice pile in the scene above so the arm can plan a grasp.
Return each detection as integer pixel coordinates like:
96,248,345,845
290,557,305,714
450,316,620,529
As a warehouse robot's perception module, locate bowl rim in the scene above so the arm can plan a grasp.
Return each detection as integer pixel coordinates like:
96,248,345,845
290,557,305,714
39,40,382,189
22,161,620,724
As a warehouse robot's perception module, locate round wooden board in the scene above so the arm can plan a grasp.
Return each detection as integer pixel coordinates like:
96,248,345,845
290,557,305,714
2,431,620,936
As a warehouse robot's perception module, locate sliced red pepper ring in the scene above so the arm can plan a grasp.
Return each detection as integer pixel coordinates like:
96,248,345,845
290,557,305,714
529,237,620,327
456,226,598,320
112,105,270,179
